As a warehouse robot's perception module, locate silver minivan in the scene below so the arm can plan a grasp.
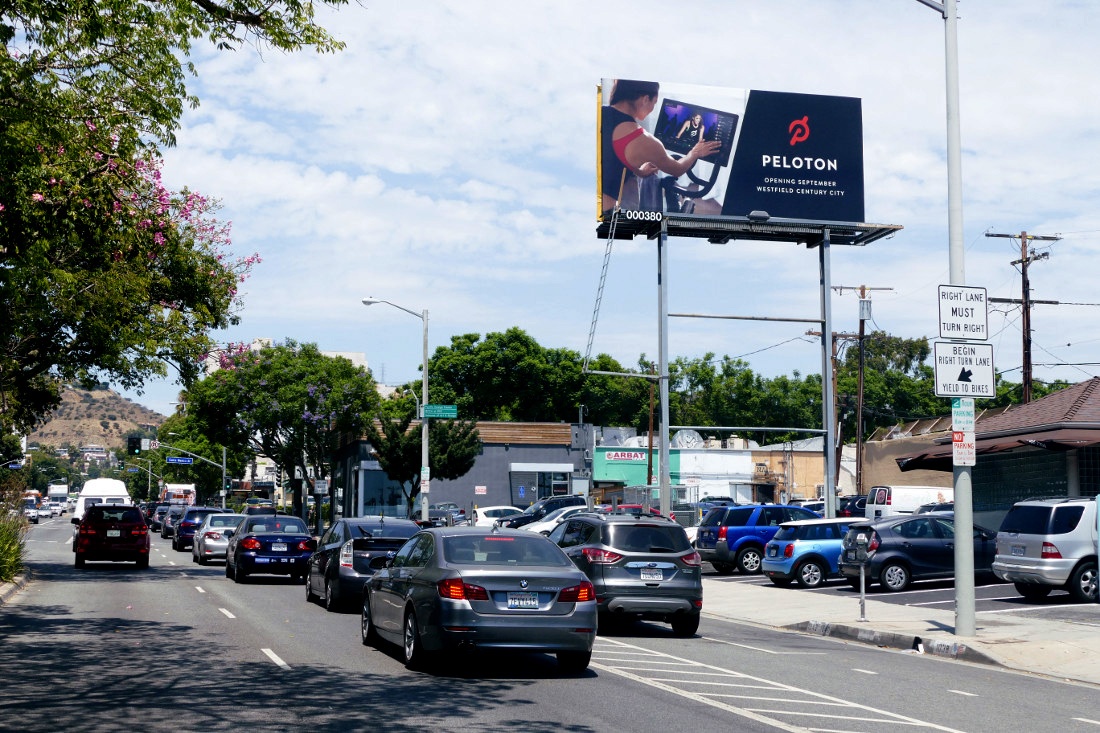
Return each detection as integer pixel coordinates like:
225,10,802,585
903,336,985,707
992,497,1098,602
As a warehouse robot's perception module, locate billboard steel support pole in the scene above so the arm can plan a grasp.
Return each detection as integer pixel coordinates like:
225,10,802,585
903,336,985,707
819,229,837,518
657,221,672,518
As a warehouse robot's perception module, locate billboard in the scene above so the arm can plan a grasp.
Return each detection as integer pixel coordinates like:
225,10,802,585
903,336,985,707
597,79,865,224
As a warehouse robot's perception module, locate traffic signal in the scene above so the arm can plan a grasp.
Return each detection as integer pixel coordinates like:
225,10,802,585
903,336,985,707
127,436,141,456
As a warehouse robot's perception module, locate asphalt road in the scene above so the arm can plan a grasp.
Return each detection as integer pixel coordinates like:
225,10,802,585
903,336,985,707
3,517,1098,733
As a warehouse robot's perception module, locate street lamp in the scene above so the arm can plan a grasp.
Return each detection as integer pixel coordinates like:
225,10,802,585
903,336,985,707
362,297,430,523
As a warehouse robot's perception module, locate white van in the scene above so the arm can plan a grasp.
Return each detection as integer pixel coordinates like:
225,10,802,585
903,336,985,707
864,485,953,519
71,478,132,523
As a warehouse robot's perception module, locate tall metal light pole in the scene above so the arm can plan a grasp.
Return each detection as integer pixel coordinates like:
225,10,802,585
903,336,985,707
916,0,974,636
362,297,430,523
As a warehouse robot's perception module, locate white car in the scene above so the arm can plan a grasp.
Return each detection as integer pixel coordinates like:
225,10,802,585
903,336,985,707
470,505,522,527
523,505,591,535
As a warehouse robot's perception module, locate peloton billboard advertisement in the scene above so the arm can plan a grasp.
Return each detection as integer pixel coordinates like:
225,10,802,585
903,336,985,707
597,79,865,225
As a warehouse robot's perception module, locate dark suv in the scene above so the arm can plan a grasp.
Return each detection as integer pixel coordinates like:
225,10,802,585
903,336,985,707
173,506,230,551
548,513,702,636
496,495,588,530
160,505,185,540
73,504,150,569
695,504,821,575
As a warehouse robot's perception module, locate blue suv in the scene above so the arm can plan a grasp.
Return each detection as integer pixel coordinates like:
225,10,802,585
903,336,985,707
695,504,821,574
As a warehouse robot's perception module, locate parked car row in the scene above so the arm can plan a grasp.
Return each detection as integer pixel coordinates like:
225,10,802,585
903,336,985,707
727,496,1097,604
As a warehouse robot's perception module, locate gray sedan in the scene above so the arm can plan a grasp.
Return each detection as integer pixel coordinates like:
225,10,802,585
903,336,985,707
360,526,597,673
191,513,245,565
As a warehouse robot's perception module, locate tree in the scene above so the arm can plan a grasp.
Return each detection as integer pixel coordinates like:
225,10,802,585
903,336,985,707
187,341,381,515
0,0,348,433
367,414,481,519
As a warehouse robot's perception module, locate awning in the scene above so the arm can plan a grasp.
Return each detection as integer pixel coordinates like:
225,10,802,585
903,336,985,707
896,428,1100,472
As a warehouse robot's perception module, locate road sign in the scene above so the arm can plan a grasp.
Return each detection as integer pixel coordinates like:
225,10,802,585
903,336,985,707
938,284,988,340
313,479,328,495
474,485,487,495
149,439,160,450
127,467,139,473
953,430,976,466
934,341,995,398
951,397,975,432
141,438,151,452
166,456,193,465
422,403,458,419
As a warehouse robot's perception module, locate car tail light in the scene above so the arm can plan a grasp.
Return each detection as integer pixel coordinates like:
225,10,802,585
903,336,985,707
868,532,880,552
203,531,222,540
680,550,702,567
131,524,148,537
78,525,96,535
783,543,794,559
559,580,595,602
581,547,623,564
300,539,317,552
438,577,489,601
240,538,262,551
716,526,728,541
1041,542,1062,559
339,541,354,568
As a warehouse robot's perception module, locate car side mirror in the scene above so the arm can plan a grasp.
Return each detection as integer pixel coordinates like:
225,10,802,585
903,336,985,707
223,529,234,539
70,517,78,525
368,555,391,571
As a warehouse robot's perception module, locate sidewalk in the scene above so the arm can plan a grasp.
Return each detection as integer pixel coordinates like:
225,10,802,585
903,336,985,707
700,576,1100,687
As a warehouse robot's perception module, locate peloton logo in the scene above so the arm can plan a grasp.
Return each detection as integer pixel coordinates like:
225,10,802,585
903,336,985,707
788,115,810,146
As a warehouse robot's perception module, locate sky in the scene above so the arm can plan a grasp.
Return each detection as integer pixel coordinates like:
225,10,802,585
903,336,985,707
120,0,1100,418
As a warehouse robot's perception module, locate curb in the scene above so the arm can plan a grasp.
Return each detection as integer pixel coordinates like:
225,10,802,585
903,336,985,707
788,620,1002,667
0,574,28,606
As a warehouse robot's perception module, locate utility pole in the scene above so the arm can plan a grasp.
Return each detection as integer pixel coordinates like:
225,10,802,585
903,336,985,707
985,231,1060,402
833,286,892,495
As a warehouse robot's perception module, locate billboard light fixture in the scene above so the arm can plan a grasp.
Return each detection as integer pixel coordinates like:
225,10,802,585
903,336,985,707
747,210,771,222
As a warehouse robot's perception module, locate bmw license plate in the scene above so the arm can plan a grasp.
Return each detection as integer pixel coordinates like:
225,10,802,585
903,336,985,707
1011,545,1025,557
507,592,539,609
272,543,287,552
107,530,120,538
640,568,663,581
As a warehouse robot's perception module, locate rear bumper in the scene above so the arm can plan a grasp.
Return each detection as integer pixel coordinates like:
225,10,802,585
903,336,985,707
992,558,1073,585
238,554,310,575
425,601,597,653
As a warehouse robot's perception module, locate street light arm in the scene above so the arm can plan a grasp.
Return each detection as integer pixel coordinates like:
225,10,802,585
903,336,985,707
913,0,947,17
361,297,424,321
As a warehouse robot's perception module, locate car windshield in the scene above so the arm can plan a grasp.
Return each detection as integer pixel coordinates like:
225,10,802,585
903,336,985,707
519,503,544,517
207,515,243,528
443,535,570,566
605,523,690,553
351,522,416,539
247,518,308,534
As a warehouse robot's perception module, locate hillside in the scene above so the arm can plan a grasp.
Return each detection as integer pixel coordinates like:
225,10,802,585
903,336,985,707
28,386,168,450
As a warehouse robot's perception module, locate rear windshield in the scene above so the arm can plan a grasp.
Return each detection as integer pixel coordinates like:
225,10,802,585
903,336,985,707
87,507,143,523
246,517,308,534
604,524,690,553
207,515,243,528
443,534,570,566
999,505,1084,535
774,523,848,541
351,522,418,539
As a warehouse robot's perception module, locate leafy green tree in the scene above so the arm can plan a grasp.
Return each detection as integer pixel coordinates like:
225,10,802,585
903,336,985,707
0,0,348,434
367,414,481,519
188,341,381,515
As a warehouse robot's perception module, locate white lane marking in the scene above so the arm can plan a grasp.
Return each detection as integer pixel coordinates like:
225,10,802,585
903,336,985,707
262,648,290,669
701,636,827,655
594,638,966,732
195,587,205,594
851,668,878,675
978,603,1084,614
1072,718,1100,726
948,690,977,696
218,608,236,619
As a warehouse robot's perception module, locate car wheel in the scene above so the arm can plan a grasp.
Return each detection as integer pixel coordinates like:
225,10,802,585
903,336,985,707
1067,561,1098,603
768,577,793,587
670,613,700,637
305,570,317,603
225,558,235,580
1014,582,1052,601
403,610,425,669
557,650,591,674
136,556,149,569
361,593,378,646
171,538,178,552
324,578,340,612
879,562,910,592
736,547,763,574
711,562,734,576
197,553,207,566
74,555,85,569
795,560,826,588
846,577,863,590
234,565,248,584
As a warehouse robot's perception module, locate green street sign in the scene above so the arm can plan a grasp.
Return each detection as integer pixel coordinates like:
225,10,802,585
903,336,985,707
422,403,458,419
